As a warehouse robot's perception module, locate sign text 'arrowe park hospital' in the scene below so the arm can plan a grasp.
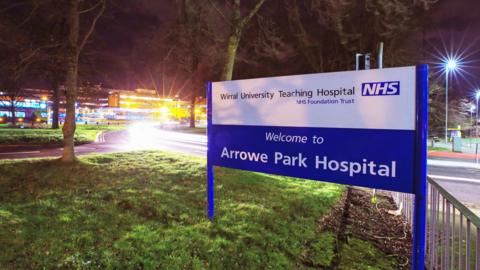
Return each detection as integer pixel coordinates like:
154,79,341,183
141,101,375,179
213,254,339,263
208,66,419,193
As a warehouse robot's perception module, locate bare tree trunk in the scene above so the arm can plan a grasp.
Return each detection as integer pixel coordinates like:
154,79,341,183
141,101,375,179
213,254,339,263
221,31,241,81
189,95,195,128
51,79,60,129
61,0,79,162
9,99,16,126
220,0,266,81
221,0,242,81
285,0,322,72
179,0,201,128
60,0,105,162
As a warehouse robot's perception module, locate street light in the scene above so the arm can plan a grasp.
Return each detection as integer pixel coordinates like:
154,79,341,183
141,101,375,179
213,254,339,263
446,59,457,71
443,58,459,143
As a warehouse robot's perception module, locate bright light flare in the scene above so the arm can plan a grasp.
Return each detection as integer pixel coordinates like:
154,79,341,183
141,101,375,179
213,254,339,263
126,122,159,149
445,59,457,71
123,122,207,152
433,53,469,85
160,107,170,114
425,31,480,89
441,56,463,75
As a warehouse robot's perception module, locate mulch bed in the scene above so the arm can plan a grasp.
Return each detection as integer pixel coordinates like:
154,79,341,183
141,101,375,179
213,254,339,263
320,187,412,269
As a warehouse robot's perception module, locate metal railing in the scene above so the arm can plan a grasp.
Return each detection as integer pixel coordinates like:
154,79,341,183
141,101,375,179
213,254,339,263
392,177,480,269
392,191,414,231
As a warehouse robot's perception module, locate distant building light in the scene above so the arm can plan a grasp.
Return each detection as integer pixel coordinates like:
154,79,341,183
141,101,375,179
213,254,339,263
0,111,26,117
160,107,170,114
119,94,175,102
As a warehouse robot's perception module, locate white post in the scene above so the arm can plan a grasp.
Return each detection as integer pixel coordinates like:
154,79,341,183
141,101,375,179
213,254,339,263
378,42,384,69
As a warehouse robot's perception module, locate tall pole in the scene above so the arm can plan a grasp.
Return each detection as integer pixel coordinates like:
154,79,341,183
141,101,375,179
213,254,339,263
476,94,479,126
445,71,449,143
476,94,479,137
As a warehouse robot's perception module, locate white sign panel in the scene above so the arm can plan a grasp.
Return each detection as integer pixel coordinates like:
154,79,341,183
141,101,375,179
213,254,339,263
212,66,416,130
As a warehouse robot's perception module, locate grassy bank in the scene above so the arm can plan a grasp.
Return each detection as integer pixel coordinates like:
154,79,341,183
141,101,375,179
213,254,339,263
427,146,450,151
168,126,206,135
0,125,124,145
0,151,398,269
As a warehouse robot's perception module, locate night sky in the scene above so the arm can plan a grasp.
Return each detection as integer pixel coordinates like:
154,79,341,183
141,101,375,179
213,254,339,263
422,0,480,99
21,0,480,100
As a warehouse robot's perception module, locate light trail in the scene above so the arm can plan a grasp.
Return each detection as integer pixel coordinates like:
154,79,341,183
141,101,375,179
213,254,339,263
429,174,480,184
428,159,480,169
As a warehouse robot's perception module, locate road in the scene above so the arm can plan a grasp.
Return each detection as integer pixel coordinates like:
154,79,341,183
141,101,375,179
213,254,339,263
0,125,207,159
1,124,478,214
427,161,480,216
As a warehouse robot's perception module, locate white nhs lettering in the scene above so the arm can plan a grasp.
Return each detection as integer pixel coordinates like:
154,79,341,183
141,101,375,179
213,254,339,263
361,81,400,96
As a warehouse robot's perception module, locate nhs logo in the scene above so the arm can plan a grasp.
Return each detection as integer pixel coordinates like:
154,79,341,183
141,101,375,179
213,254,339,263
361,81,400,96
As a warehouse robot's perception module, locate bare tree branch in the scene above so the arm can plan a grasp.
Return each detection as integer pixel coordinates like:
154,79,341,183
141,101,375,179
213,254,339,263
78,0,106,53
78,0,102,14
18,1,39,27
206,0,231,26
241,0,267,27
0,1,28,13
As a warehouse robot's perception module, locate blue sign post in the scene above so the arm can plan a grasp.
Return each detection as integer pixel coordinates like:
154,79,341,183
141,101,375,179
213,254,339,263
207,83,214,220
207,65,428,269
412,64,428,269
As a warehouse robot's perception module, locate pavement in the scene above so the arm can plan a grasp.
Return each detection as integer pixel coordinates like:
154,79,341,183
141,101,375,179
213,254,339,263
428,150,479,161
1,125,478,216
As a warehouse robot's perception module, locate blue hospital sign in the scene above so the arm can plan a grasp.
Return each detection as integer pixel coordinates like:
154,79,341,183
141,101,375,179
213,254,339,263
206,65,428,269
208,66,422,193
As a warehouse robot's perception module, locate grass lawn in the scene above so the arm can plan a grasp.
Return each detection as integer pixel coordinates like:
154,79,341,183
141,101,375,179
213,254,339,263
0,124,125,146
170,126,206,135
427,146,450,151
0,151,397,269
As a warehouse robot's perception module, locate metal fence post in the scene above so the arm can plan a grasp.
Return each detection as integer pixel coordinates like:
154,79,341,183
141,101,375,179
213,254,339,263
467,220,471,270
460,214,463,270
